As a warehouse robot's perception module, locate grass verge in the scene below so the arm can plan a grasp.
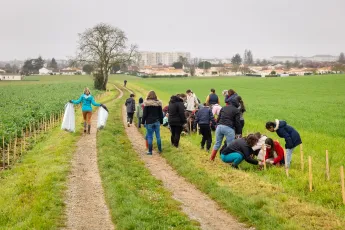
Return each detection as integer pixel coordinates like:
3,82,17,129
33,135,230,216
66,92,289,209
128,83,345,230
97,86,199,229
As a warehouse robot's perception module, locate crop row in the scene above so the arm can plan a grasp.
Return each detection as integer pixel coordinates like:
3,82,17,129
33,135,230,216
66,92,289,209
0,83,100,144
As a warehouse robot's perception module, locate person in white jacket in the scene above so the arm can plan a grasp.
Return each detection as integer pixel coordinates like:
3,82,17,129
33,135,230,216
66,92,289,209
185,89,199,115
252,132,268,161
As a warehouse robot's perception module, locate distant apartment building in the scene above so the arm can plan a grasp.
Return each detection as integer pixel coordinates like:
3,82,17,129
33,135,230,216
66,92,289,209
271,55,338,63
139,52,191,66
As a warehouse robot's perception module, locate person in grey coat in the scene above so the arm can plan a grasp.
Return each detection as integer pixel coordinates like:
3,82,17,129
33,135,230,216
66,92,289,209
125,94,135,127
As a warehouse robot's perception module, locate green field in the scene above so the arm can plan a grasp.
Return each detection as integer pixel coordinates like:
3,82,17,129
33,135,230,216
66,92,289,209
117,74,345,229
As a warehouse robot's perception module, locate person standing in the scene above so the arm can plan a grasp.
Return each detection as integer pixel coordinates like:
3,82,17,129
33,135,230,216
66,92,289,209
136,97,144,128
266,119,302,168
195,103,216,151
70,87,105,134
210,103,242,161
125,94,135,127
142,91,163,155
185,89,198,117
205,88,220,106
124,80,127,87
168,95,187,148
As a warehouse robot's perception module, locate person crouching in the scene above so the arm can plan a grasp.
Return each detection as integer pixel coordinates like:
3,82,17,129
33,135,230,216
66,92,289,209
219,134,259,169
195,103,216,151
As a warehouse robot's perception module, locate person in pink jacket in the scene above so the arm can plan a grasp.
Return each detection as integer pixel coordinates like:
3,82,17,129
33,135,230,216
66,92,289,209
212,104,222,117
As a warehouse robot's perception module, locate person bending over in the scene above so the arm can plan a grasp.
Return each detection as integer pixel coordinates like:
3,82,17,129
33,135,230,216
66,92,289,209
266,119,302,168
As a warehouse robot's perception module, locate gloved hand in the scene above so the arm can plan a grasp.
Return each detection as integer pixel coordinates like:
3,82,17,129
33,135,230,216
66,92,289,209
69,100,73,103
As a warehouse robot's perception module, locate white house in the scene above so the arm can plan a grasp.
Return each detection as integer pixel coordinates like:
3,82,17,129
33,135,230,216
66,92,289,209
39,67,53,75
0,75,22,81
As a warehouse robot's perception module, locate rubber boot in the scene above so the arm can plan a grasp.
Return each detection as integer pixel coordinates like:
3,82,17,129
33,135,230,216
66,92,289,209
145,140,149,150
210,149,218,161
87,125,91,134
84,122,87,133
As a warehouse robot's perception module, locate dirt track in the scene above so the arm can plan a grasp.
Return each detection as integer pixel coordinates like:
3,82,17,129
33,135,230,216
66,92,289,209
63,99,116,230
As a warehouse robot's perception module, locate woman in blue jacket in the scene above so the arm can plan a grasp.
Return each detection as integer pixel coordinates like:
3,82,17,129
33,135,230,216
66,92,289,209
266,119,302,168
70,87,105,134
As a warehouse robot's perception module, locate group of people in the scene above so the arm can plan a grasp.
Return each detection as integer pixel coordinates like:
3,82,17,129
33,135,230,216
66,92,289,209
69,85,302,170
122,86,302,170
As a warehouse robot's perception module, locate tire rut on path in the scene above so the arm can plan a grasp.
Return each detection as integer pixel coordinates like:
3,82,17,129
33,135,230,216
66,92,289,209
120,86,246,230
63,93,118,230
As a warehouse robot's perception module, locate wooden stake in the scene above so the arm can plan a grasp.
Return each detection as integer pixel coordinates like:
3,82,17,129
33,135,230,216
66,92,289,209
13,137,17,162
7,141,10,167
23,129,26,150
326,150,330,181
2,136,4,169
300,144,304,172
34,125,37,143
309,156,313,192
284,149,289,177
262,144,266,170
44,117,47,132
341,166,345,205
21,138,23,157
189,120,192,134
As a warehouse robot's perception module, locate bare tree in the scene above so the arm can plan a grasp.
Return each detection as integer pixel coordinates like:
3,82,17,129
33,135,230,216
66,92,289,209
76,23,137,90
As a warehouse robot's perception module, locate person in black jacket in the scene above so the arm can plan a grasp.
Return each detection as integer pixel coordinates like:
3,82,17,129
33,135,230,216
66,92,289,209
194,103,216,151
266,119,302,168
168,95,187,148
142,91,163,155
220,134,259,169
210,104,241,161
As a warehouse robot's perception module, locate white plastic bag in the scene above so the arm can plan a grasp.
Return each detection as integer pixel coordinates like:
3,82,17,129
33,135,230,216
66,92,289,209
97,107,109,129
61,103,75,132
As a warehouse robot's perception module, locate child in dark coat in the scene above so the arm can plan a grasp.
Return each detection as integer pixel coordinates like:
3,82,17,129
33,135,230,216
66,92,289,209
195,103,216,151
125,94,135,127
266,119,302,168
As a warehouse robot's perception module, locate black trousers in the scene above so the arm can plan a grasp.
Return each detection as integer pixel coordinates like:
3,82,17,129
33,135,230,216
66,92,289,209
199,124,212,150
240,120,245,135
127,112,134,124
138,117,142,128
170,125,183,147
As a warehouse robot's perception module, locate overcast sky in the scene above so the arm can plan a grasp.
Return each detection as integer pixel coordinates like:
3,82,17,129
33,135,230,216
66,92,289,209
1,0,344,60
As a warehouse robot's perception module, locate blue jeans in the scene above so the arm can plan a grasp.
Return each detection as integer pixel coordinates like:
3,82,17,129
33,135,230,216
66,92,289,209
213,125,235,150
145,121,162,153
221,152,244,166
286,147,295,168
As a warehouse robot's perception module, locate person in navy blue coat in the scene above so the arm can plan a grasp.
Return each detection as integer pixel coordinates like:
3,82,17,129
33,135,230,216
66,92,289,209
194,103,216,151
266,119,302,168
